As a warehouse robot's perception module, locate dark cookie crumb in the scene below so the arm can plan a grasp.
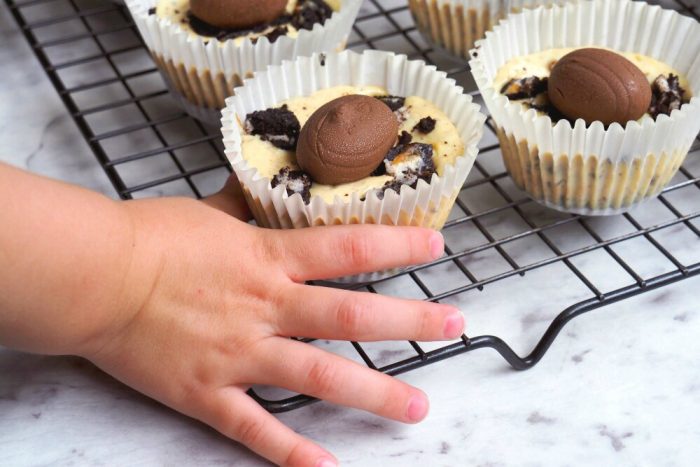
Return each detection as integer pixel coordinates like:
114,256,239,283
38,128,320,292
649,74,686,119
525,92,571,123
271,167,312,203
251,25,289,44
397,130,413,146
319,53,326,66
375,95,406,112
292,0,333,31
376,179,404,199
370,163,386,177
245,105,300,150
501,76,548,100
148,7,156,15
527,101,571,124
412,116,436,134
503,78,573,124
379,143,435,197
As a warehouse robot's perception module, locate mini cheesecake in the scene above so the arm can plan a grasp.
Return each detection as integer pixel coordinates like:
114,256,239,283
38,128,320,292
469,0,700,216
238,85,465,204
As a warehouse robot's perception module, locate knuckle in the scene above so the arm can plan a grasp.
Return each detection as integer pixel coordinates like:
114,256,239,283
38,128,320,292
257,230,282,265
416,302,436,337
339,233,372,267
407,229,429,263
378,381,404,415
303,359,338,396
335,295,371,336
284,440,312,467
234,417,268,447
404,230,419,262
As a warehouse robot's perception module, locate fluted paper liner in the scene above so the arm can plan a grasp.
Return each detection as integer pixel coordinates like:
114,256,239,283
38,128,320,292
222,50,485,283
409,0,567,60
125,0,362,125
470,0,700,215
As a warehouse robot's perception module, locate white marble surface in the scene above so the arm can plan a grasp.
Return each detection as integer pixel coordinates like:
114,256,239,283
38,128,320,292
2,0,700,466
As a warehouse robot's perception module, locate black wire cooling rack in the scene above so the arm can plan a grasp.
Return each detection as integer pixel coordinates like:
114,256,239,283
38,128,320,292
6,0,700,413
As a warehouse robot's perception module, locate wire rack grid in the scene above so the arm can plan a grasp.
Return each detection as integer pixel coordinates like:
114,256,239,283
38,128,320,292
5,0,700,413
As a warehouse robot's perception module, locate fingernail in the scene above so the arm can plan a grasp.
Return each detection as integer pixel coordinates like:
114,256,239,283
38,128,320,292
406,395,429,422
429,232,444,260
316,458,338,467
443,310,465,339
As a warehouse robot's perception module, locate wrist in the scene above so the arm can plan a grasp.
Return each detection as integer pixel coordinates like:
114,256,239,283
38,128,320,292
76,199,165,360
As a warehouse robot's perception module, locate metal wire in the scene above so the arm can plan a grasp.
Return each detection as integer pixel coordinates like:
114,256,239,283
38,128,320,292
6,0,700,413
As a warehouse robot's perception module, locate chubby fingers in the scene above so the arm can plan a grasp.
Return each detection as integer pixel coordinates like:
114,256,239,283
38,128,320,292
274,283,465,341
266,225,445,281
201,387,336,467
255,340,430,424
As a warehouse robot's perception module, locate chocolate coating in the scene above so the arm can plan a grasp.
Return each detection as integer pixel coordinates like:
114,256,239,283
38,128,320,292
190,0,287,30
296,95,399,185
548,48,652,125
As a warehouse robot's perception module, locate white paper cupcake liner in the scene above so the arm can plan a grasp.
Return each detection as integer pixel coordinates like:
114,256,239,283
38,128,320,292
408,0,568,60
221,50,485,283
470,0,700,215
126,0,361,122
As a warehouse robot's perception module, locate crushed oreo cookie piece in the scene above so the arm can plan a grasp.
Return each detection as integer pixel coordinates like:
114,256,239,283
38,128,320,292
245,105,300,150
251,25,289,44
397,130,412,146
370,162,386,177
271,167,312,203
292,0,333,30
375,95,409,123
412,116,436,134
374,179,404,199
148,7,156,15
380,143,435,196
527,101,570,124
375,95,406,112
649,74,686,119
500,76,548,100
520,92,570,123
319,53,326,66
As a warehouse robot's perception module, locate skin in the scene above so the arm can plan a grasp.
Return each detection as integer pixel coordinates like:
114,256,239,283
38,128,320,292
0,162,465,467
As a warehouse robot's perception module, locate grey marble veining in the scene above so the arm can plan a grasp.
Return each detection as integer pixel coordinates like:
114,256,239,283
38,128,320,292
2,0,700,466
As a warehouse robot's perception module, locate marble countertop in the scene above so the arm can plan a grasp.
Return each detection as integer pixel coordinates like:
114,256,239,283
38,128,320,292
2,1,700,466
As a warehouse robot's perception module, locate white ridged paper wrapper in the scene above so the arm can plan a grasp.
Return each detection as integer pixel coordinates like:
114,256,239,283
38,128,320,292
408,0,568,60
125,0,362,125
470,0,700,215
222,50,485,283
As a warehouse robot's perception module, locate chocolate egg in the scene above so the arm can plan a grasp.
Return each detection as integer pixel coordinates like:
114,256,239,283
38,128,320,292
296,95,399,185
548,48,652,125
190,0,287,30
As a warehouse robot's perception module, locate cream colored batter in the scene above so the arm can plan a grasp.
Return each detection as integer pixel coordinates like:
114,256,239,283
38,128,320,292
156,0,340,44
493,47,692,117
239,85,465,203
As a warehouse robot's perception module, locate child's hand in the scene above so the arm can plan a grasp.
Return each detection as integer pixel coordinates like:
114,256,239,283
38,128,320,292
0,165,464,467
86,195,464,467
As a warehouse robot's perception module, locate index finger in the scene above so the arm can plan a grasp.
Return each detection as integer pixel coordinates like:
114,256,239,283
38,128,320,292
265,225,444,281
